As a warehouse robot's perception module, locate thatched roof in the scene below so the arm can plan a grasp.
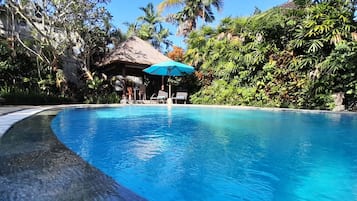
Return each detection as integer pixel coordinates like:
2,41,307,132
99,36,171,67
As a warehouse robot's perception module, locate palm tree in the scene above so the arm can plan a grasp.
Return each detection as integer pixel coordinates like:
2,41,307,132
138,3,161,26
124,22,139,38
126,3,172,51
158,0,223,36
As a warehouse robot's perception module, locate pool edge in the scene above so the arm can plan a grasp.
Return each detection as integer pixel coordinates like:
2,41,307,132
0,105,146,201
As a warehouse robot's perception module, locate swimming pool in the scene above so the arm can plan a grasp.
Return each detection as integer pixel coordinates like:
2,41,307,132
51,106,357,201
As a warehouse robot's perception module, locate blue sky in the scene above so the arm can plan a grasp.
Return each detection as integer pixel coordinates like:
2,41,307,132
106,0,288,47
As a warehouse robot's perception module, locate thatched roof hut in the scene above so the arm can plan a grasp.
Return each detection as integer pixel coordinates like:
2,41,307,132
98,36,172,100
100,36,171,67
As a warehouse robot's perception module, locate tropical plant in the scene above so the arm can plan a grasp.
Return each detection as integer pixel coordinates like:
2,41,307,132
83,73,121,104
127,3,172,52
186,0,357,110
0,38,71,104
158,0,223,36
289,0,357,108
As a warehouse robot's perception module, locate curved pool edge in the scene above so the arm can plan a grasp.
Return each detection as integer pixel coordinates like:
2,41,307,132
0,106,146,201
0,107,49,137
0,104,127,137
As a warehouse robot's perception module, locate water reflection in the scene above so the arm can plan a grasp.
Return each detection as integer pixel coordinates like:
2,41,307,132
129,135,168,161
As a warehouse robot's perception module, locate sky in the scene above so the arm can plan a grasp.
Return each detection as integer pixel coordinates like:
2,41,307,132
106,0,289,47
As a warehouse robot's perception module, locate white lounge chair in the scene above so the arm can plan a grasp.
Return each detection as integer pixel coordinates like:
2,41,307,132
172,92,188,104
150,90,168,103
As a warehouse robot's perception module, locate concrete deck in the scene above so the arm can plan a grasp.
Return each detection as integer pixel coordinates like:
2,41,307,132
0,107,146,201
0,106,50,137
0,104,123,137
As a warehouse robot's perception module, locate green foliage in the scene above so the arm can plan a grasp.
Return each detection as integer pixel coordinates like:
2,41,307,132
3,1,119,104
0,41,36,88
159,0,223,36
83,74,121,104
83,92,120,104
187,0,357,110
127,3,172,52
0,87,71,105
0,39,62,101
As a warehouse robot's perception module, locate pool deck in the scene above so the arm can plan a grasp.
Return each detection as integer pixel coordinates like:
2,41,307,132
0,105,146,201
0,106,50,137
0,104,125,137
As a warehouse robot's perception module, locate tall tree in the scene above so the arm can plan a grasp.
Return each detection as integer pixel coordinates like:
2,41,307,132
127,3,171,51
6,0,112,85
158,0,223,36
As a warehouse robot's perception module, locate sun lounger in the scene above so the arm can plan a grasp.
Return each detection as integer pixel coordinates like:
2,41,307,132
150,90,168,103
172,92,188,104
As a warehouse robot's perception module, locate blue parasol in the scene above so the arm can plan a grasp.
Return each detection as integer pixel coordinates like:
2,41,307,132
143,61,195,99
143,60,195,76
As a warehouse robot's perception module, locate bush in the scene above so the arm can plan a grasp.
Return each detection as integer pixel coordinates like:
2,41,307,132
84,92,120,104
0,88,72,105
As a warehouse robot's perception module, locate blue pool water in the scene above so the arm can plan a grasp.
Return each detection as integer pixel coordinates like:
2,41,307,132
51,106,357,201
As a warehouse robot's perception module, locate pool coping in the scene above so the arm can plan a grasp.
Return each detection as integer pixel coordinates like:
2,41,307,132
0,104,125,137
0,106,147,201
0,106,50,137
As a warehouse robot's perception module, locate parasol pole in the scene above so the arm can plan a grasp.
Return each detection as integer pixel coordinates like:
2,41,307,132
161,76,164,90
168,76,172,98
167,70,173,105
168,69,172,98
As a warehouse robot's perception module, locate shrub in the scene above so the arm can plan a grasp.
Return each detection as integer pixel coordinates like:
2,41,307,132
0,88,72,105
